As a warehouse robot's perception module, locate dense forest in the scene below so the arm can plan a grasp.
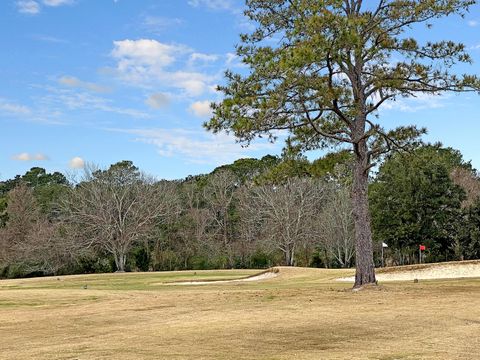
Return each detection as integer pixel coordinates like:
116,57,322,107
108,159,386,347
1,144,479,278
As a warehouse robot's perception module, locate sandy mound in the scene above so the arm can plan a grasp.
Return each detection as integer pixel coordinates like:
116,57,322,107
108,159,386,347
338,261,480,282
166,270,278,285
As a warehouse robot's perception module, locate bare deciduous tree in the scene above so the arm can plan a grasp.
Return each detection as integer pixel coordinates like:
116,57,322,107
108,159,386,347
62,162,179,272
203,170,239,266
0,183,71,275
451,167,480,208
171,181,212,268
240,178,325,266
235,185,267,266
319,184,355,268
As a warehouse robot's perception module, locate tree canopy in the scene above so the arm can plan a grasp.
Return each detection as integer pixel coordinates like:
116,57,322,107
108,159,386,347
370,145,469,262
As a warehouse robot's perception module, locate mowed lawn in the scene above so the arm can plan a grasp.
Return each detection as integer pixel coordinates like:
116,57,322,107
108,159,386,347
0,267,479,360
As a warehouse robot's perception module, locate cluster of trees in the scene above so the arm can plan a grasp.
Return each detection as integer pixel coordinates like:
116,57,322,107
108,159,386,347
1,144,479,278
2,1,480,286
0,154,355,277
370,145,480,264
0,168,71,276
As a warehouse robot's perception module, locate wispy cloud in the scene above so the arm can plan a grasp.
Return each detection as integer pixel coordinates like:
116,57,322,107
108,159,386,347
145,93,170,109
188,0,238,13
16,0,40,14
379,93,451,113
0,98,32,116
188,53,219,67
110,127,278,165
58,76,110,93
187,0,253,30
0,96,64,125
468,20,479,27
17,0,74,14
41,87,150,119
1,84,149,126
225,52,247,68
140,15,183,35
12,152,49,161
31,34,68,43
42,0,74,6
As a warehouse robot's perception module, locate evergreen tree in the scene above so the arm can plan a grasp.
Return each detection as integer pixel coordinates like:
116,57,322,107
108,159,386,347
206,0,480,286
370,145,467,263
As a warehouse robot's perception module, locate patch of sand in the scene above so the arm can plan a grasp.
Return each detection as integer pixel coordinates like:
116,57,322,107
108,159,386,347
338,261,480,282
166,270,278,285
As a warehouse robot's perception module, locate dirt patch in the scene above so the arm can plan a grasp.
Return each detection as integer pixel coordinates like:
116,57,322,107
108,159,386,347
164,269,278,285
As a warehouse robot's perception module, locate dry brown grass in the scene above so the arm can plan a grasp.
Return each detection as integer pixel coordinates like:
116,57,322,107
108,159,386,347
1,265,479,359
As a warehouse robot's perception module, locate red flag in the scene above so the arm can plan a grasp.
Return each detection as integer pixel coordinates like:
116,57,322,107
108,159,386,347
419,245,426,251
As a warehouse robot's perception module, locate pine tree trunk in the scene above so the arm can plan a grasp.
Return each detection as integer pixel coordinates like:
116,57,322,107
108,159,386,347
352,140,376,288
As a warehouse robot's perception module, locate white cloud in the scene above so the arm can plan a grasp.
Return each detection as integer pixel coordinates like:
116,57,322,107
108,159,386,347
225,52,247,68
110,39,216,97
41,87,150,119
189,100,213,117
188,0,248,29
42,0,74,6
112,39,186,68
31,34,68,43
468,20,479,27
0,98,32,116
141,16,183,34
145,93,170,109
170,71,212,96
69,157,85,169
226,52,237,65
16,0,40,14
58,76,109,93
188,0,237,12
190,52,219,63
188,0,255,33
112,128,278,165
17,0,73,14
0,95,67,125
379,93,451,113
12,153,49,161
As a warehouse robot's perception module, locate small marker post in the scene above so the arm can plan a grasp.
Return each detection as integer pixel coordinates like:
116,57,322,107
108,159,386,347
419,244,426,263
381,242,388,267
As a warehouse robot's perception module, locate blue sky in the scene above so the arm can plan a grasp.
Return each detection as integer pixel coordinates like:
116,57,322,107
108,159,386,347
1,0,479,181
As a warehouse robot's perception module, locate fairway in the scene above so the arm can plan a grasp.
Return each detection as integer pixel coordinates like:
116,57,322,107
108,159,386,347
1,266,479,360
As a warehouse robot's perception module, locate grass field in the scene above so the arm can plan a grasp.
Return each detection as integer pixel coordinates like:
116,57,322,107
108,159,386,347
1,265,479,359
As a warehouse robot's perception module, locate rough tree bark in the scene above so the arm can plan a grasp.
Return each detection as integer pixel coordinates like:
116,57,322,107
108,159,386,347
352,139,376,286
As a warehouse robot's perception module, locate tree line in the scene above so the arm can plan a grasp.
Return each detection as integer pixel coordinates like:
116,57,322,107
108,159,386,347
1,1,476,287
1,144,479,278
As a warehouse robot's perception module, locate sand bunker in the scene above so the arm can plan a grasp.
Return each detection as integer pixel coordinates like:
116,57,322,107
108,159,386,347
338,261,480,282
166,270,278,285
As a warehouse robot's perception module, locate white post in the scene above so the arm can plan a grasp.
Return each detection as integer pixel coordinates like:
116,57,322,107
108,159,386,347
381,245,384,267
381,243,388,267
